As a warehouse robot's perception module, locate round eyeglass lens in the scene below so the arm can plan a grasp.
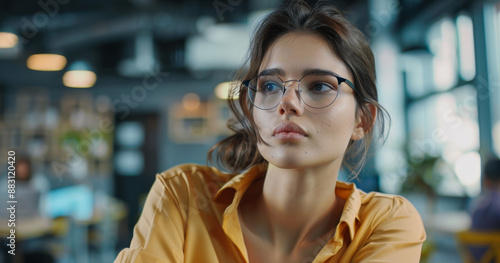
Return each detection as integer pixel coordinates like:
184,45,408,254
299,73,340,109
248,75,284,110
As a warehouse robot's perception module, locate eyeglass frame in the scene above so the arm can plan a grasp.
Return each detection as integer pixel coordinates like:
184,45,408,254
242,71,356,110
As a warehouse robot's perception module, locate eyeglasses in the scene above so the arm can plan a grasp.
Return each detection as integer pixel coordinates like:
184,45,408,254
243,72,355,110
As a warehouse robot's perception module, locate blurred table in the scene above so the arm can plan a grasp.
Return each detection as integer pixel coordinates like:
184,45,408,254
0,216,54,240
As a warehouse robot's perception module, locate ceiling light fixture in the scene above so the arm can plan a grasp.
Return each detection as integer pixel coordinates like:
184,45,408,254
27,53,67,71
0,32,18,48
63,61,97,88
215,81,239,100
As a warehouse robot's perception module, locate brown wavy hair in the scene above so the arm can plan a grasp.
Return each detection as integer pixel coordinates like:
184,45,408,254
208,0,390,177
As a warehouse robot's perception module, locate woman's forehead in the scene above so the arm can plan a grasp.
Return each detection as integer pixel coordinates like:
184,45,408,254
258,32,351,79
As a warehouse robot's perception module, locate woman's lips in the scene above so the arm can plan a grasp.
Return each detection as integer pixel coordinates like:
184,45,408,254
273,132,307,141
272,122,307,141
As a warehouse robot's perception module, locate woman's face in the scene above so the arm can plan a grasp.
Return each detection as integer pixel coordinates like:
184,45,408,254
254,32,365,171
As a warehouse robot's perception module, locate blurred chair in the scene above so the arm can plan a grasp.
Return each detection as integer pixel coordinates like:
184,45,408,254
420,240,436,263
456,230,500,263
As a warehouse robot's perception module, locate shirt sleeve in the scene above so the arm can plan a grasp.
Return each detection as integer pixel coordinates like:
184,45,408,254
114,173,186,263
352,196,427,263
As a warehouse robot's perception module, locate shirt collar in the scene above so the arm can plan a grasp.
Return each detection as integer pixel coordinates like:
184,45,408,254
214,165,361,240
213,163,268,203
335,181,362,241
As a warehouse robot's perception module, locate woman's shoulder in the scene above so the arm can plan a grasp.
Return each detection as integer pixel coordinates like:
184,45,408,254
155,164,236,196
358,190,424,227
337,182,419,216
158,164,233,180
158,164,214,178
360,190,413,206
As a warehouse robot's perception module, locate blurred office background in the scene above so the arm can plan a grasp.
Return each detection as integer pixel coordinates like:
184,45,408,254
0,0,499,262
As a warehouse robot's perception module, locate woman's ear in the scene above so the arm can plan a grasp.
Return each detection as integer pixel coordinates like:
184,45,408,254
351,103,377,141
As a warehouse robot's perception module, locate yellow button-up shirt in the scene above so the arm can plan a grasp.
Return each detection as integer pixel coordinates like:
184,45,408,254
115,164,426,263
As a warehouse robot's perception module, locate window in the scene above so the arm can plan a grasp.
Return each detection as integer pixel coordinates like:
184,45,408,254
427,17,458,91
489,4,500,158
403,12,482,197
407,85,480,196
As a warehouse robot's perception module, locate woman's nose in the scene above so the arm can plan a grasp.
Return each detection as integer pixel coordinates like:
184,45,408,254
278,81,304,116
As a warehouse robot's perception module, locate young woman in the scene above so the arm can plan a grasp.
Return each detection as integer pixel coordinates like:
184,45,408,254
115,1,426,262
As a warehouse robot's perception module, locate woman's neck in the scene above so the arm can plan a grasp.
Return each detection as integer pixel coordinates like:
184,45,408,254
240,162,345,255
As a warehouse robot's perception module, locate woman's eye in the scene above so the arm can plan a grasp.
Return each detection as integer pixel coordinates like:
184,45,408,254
261,82,281,93
310,83,334,93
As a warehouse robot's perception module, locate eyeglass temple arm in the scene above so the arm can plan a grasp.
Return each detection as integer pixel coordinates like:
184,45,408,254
242,80,258,92
339,77,355,91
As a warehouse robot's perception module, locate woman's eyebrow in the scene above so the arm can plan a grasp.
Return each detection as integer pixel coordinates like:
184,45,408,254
258,68,286,76
258,68,339,77
301,68,338,76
